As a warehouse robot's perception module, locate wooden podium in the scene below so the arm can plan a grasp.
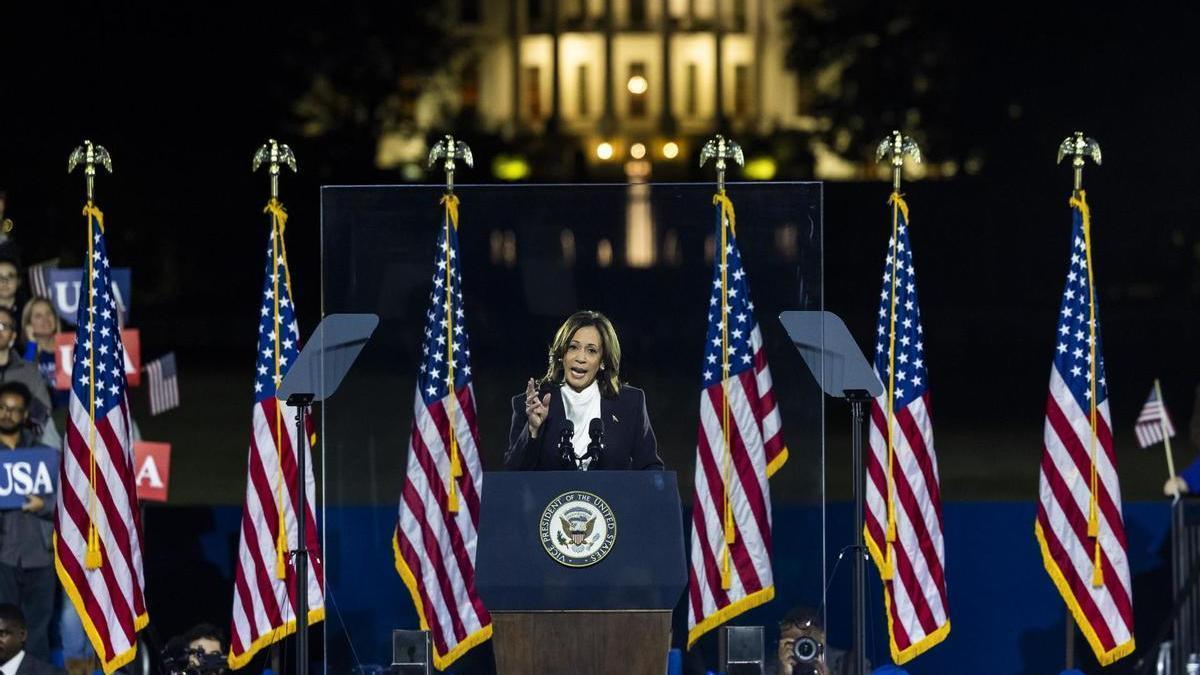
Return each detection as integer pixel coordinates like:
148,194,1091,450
476,472,686,675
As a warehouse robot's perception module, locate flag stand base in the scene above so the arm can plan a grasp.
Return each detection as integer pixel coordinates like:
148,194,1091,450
287,393,314,675
847,390,870,675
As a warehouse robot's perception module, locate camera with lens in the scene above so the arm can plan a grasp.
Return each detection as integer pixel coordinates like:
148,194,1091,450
788,633,825,675
161,647,228,675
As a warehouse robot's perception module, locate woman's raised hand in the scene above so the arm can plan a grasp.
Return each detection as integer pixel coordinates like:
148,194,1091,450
525,378,551,438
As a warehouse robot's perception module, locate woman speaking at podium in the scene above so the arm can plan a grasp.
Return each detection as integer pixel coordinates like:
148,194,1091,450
505,310,663,471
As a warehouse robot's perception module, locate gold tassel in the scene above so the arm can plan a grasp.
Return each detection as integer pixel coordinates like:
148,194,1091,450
1092,537,1104,588
720,546,732,590
275,530,288,579
881,544,894,581
712,192,737,236
450,436,462,478
84,527,102,569
447,478,459,514
1087,499,1099,538
440,194,460,230
886,505,898,542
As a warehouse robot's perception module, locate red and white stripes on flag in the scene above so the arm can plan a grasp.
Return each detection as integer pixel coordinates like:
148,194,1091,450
1134,383,1175,449
1036,192,1134,665
393,195,491,670
228,200,324,669
27,258,54,300
687,193,787,647
146,352,179,416
865,194,949,663
55,204,148,674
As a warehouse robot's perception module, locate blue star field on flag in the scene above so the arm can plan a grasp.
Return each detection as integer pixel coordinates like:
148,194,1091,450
701,210,757,386
254,231,300,401
873,206,929,408
418,219,472,403
1052,207,1107,410
72,212,128,416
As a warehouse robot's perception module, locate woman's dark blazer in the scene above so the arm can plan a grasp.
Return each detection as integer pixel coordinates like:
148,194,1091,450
505,384,664,470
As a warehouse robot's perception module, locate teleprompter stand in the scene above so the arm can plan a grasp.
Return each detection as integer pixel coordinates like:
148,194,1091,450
779,310,883,675
276,313,379,675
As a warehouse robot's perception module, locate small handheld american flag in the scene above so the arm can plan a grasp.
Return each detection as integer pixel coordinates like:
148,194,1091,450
1134,380,1175,449
145,352,179,415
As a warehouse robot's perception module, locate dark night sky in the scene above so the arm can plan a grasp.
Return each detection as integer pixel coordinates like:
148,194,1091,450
1,1,1198,426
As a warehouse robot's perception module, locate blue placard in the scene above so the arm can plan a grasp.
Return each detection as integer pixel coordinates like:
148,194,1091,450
0,448,59,510
47,268,131,326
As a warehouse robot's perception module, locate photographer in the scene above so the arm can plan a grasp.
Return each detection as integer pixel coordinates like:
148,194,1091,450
162,624,228,675
772,606,864,675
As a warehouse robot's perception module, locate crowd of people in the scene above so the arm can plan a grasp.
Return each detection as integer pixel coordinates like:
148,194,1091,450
0,248,222,675
0,252,97,675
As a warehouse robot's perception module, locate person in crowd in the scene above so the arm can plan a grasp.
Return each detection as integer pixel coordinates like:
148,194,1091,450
1163,384,1200,496
0,308,56,452
505,310,662,471
162,623,228,675
0,604,62,675
0,386,56,664
19,300,65,412
770,606,865,675
0,261,23,322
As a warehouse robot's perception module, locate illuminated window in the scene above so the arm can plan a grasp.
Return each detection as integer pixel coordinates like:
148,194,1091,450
685,63,698,117
577,64,590,117
628,63,648,118
525,66,542,120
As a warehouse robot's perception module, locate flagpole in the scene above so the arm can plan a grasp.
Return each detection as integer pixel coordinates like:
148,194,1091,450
872,131,920,675
1155,378,1181,501
68,140,112,570
700,135,745,591
1056,131,1103,668
428,135,473,513
874,131,920,581
253,139,310,675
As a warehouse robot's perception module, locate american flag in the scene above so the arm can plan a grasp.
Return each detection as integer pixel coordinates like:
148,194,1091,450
27,258,55,300
145,352,179,415
54,204,148,674
865,194,949,663
393,196,491,670
687,194,787,647
1134,382,1175,449
228,202,324,669
1035,191,1134,665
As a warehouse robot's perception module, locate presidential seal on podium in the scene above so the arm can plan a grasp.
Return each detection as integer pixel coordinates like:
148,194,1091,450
539,490,618,567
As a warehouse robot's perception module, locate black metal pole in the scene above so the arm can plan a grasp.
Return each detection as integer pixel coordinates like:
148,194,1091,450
849,394,868,675
289,395,313,675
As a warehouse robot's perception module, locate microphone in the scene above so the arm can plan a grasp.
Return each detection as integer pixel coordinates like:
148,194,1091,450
585,418,604,470
558,419,576,468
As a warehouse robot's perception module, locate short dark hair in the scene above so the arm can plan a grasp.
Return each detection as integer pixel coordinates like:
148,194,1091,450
0,382,31,410
181,623,226,652
779,605,823,632
0,603,25,629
